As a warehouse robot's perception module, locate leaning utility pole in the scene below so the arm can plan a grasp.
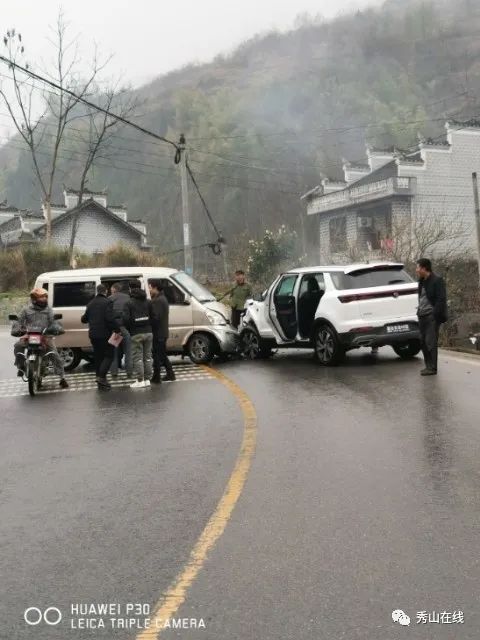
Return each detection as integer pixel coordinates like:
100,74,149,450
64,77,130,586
178,134,193,275
472,172,480,287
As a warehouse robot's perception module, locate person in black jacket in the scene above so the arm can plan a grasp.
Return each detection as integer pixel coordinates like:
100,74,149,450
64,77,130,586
416,258,448,376
109,282,133,378
149,279,176,383
81,284,120,390
123,280,153,389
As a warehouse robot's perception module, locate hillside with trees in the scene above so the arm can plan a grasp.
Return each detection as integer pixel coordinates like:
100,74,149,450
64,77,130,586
1,0,480,275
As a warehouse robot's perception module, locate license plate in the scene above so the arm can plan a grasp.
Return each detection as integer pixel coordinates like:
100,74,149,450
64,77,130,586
387,324,410,334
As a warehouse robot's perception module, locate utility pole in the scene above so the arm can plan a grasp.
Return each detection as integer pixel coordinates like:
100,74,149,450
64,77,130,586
178,133,193,275
472,172,480,286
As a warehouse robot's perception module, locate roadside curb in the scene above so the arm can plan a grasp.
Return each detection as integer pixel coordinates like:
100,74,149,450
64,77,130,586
441,346,480,358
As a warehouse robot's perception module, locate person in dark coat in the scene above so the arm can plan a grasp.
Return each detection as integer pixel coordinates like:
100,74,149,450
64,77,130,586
416,258,448,376
149,279,175,383
109,282,133,378
81,284,120,390
123,280,153,389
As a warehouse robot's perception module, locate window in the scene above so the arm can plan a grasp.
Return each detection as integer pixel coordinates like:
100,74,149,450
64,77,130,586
275,275,297,297
329,267,414,290
171,272,216,302
148,279,185,305
329,216,347,252
53,281,96,307
101,278,140,296
299,273,325,297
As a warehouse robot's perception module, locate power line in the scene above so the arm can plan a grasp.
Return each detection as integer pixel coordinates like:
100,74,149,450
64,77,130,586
0,55,179,151
185,160,224,242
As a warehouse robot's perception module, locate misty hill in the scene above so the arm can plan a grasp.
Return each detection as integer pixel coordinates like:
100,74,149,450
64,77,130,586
1,0,480,273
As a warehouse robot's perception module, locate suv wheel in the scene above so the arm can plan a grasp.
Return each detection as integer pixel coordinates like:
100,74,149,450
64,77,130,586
241,326,273,360
187,333,216,364
392,340,421,360
314,324,344,366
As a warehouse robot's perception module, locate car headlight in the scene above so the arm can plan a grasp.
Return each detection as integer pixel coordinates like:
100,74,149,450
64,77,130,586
206,310,227,325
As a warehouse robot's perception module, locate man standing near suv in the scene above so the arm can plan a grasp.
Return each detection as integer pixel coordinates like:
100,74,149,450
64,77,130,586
229,270,252,329
416,258,448,376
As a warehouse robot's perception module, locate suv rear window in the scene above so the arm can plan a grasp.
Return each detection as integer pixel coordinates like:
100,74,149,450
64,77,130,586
330,267,413,290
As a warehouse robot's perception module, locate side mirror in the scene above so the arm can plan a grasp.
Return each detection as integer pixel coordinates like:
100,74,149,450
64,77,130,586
54,314,63,320
8,314,18,321
183,294,191,305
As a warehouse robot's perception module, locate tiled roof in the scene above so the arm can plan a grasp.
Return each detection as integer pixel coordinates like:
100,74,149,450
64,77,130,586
348,160,398,188
422,137,450,147
65,187,107,196
36,198,143,237
449,118,480,129
400,151,424,164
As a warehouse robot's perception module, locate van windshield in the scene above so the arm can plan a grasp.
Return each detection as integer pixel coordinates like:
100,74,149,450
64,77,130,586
172,272,216,302
330,266,414,290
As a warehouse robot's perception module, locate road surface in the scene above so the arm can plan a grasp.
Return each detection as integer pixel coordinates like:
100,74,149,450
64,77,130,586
1,329,479,639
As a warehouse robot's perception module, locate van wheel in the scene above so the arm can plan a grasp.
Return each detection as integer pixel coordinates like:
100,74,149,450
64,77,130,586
314,324,344,366
187,333,216,364
241,327,273,360
393,340,421,359
58,347,81,372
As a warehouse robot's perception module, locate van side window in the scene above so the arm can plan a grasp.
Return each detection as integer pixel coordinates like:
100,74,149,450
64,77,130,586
148,279,185,305
53,281,96,307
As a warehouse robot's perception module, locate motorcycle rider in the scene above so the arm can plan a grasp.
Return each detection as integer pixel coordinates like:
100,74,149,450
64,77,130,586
13,287,69,389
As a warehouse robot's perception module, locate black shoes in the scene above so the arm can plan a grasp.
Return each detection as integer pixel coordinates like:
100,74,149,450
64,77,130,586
97,378,112,390
150,376,162,384
420,368,437,376
59,378,69,389
162,373,176,382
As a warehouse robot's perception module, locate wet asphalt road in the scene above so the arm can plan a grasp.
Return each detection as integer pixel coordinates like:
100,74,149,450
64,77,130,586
1,329,480,639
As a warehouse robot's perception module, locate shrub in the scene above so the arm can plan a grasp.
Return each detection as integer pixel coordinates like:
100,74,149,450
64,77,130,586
0,243,166,293
247,225,301,285
99,243,166,267
0,249,28,291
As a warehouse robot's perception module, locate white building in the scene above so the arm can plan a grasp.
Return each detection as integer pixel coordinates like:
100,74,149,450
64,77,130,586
302,120,480,262
0,188,148,252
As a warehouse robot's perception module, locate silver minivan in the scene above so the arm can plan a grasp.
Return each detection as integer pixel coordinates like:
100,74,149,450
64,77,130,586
34,267,239,370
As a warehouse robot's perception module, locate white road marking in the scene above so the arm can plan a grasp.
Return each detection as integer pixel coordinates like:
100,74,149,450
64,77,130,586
0,364,213,398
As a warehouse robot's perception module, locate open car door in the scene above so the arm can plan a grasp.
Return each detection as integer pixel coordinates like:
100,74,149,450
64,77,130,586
269,274,298,342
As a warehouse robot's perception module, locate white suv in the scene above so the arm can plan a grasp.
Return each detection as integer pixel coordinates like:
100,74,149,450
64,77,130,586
240,262,421,365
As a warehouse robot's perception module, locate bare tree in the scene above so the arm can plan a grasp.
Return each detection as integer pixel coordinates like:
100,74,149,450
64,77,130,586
334,207,470,268
0,12,107,241
388,206,470,268
68,83,139,258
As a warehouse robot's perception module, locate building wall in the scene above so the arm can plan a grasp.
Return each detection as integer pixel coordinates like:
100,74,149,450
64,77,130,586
398,128,480,257
48,208,141,253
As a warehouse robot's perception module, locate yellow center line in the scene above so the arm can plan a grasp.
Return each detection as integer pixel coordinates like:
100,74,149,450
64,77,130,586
136,365,257,640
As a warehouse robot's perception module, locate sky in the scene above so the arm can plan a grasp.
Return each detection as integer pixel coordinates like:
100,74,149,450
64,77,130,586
1,0,383,86
0,0,383,141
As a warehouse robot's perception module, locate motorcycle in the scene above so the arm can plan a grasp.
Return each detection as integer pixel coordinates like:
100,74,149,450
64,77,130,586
9,313,64,397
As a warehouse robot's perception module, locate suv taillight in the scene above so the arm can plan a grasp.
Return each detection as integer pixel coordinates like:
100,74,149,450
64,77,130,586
339,287,418,303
